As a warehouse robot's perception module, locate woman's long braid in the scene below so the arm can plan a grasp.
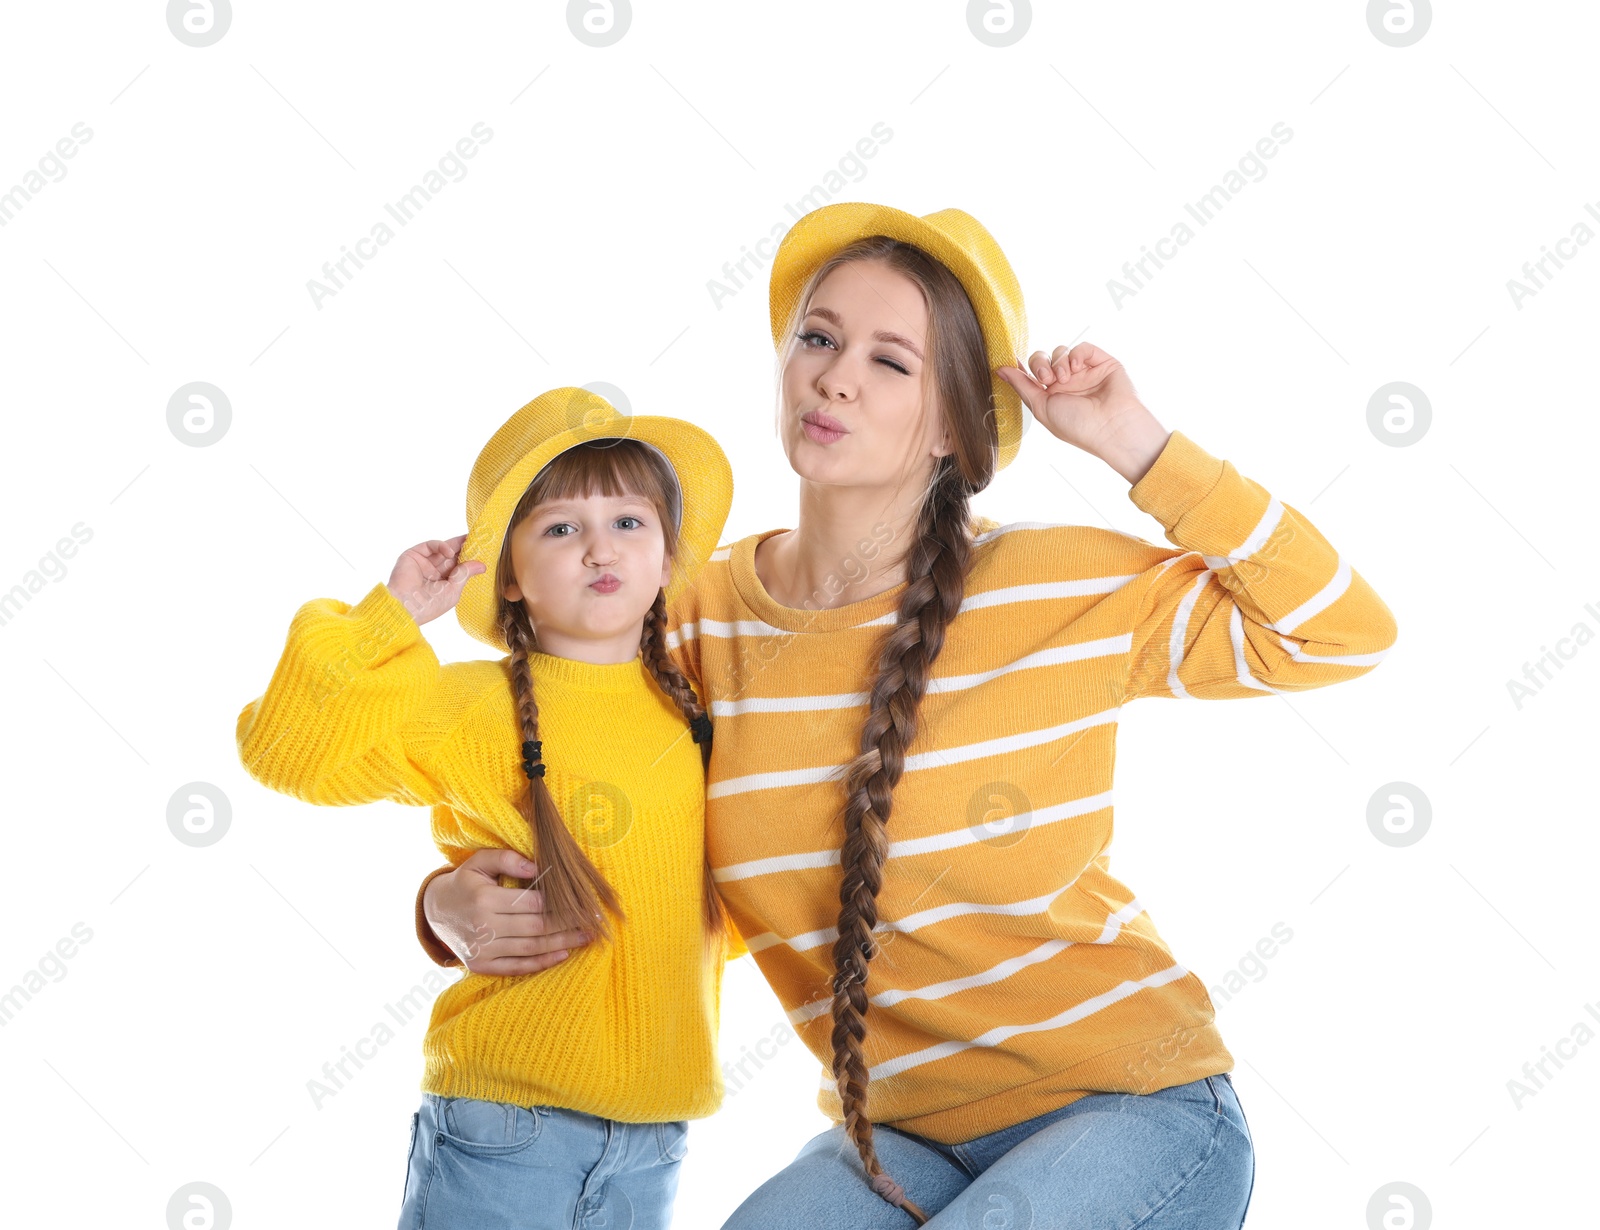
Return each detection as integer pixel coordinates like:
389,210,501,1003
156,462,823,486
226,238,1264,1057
499,600,625,940
829,463,973,1226
639,590,733,941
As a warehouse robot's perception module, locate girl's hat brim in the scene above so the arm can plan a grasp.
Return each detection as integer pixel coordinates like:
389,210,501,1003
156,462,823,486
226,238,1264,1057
768,202,1028,472
455,387,733,654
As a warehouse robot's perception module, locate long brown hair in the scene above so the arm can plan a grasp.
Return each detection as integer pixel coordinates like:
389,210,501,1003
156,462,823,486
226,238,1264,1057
494,437,732,947
778,237,999,1225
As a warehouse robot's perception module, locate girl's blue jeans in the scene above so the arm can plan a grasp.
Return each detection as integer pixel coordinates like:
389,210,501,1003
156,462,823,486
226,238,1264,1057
397,1094,688,1229
722,1072,1256,1229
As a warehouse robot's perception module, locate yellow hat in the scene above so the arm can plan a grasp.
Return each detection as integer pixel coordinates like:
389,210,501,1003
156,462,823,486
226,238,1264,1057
455,387,733,653
768,202,1028,471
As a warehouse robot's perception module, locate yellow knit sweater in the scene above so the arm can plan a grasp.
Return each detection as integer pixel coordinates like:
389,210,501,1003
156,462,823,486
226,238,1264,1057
236,581,733,1122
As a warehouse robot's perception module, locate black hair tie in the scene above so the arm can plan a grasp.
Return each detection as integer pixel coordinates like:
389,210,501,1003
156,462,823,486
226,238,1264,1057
689,712,713,745
521,739,545,779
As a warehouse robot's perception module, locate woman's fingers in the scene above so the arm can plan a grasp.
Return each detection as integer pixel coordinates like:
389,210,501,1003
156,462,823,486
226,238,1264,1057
492,884,544,914
467,951,572,977
494,928,594,956
999,363,1049,421
459,928,593,975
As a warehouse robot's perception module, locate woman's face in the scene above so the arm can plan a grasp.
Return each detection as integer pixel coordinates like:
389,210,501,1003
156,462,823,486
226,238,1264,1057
501,488,673,650
779,259,952,489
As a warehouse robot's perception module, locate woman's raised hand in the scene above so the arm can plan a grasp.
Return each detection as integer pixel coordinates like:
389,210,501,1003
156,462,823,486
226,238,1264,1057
386,533,486,626
997,343,1172,486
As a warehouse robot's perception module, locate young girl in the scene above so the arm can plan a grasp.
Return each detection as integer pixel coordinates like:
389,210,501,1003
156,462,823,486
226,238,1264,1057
235,386,739,1229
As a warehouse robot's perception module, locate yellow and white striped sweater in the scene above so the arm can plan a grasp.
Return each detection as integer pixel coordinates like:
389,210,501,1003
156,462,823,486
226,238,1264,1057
662,429,1398,1144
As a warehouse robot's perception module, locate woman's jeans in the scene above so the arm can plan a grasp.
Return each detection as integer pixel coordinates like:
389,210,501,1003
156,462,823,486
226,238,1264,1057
398,1094,688,1229
722,1072,1256,1229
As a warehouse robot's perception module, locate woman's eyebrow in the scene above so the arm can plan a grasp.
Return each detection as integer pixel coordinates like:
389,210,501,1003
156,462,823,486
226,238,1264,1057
806,306,924,361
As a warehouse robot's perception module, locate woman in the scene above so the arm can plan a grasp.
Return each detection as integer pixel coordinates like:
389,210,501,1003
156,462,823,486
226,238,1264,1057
414,202,1398,1226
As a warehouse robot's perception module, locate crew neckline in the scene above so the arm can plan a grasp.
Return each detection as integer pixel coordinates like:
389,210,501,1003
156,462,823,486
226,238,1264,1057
730,528,911,634
523,648,655,693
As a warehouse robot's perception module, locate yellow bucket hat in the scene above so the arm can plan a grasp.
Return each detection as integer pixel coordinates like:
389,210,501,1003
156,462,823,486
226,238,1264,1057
455,386,733,653
768,202,1029,471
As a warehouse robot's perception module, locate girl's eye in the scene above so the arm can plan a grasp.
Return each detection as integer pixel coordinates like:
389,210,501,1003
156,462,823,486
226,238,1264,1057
796,330,909,375
543,515,645,537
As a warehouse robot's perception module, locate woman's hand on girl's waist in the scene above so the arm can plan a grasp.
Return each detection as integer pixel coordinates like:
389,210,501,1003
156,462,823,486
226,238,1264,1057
424,848,596,975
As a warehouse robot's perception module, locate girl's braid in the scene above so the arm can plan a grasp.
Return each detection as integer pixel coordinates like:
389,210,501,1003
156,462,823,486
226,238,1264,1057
640,589,733,941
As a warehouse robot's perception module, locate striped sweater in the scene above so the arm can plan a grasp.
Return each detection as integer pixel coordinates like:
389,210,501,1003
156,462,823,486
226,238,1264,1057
661,429,1398,1144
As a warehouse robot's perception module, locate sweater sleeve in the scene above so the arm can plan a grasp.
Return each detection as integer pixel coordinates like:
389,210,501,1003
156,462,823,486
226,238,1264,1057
663,575,707,702
1121,430,1398,701
235,582,451,807
415,862,465,968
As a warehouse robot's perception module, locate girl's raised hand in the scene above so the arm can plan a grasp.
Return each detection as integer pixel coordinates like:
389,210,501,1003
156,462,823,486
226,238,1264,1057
387,533,486,626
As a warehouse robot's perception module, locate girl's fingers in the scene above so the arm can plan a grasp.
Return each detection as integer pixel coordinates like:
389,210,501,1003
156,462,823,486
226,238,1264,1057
405,546,442,580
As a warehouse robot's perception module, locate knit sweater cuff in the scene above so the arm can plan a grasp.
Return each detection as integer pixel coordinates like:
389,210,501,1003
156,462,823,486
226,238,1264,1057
1126,429,1227,535
416,863,463,968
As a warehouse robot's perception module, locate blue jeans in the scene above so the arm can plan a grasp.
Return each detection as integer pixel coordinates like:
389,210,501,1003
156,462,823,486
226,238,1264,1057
722,1072,1256,1228
398,1094,688,1229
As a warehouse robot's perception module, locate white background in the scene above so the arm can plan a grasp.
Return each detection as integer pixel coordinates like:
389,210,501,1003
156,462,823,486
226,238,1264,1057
1,2,1596,1227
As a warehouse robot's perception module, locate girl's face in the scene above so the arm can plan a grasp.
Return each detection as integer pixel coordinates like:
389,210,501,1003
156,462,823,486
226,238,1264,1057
779,259,952,489
502,488,673,656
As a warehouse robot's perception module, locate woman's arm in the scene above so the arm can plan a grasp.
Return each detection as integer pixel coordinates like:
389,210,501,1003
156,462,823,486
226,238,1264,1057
999,344,1397,701
1120,429,1396,700
416,854,750,970
412,581,751,970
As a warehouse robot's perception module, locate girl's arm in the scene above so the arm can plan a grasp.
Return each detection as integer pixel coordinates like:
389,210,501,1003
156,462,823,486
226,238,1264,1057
235,581,450,807
237,535,484,807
